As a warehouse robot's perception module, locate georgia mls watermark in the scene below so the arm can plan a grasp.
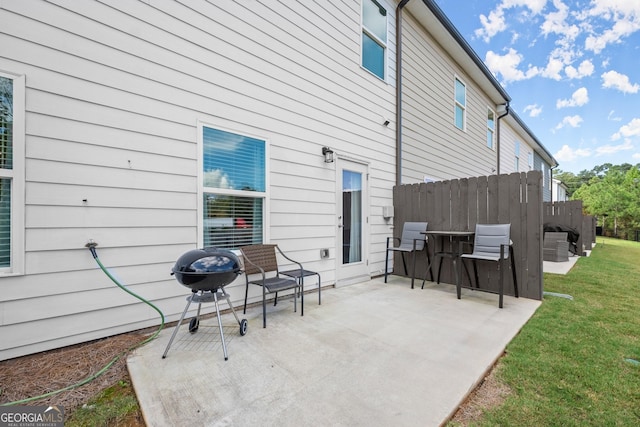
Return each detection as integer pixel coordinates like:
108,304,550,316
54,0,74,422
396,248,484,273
0,406,64,427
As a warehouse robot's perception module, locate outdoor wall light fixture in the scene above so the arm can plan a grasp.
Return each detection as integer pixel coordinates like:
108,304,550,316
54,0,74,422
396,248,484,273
322,146,334,163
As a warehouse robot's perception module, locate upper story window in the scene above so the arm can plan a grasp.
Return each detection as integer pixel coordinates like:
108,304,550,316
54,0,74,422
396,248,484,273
454,77,466,130
487,108,495,149
514,141,521,171
0,72,24,275
362,0,387,80
528,152,534,170
200,125,266,250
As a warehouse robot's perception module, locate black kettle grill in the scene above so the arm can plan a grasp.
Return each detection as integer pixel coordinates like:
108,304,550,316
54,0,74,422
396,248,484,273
162,247,247,361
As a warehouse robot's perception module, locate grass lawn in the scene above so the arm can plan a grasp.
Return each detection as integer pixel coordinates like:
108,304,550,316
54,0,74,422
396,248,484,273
468,237,640,426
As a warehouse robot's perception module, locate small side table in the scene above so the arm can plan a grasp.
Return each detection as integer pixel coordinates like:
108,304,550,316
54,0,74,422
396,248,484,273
280,269,322,311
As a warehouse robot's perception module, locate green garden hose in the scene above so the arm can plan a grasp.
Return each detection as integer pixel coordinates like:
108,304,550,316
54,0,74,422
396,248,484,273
1,242,165,406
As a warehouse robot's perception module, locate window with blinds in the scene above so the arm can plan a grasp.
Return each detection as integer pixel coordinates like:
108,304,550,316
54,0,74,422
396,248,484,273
0,76,13,268
202,126,265,249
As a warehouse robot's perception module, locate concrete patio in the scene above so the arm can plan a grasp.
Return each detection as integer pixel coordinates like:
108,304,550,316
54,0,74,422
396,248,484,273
127,276,541,427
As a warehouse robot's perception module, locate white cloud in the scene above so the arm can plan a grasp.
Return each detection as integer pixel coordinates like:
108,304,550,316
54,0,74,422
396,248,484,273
611,118,640,141
485,48,540,83
565,60,594,79
554,144,591,161
540,57,565,80
601,70,640,94
595,140,634,156
554,115,583,130
476,9,507,42
584,1,640,53
541,0,580,39
475,0,548,42
524,104,543,117
556,87,589,108
607,110,622,122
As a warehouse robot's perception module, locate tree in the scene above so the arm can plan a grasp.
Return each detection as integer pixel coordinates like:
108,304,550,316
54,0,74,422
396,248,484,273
573,165,640,239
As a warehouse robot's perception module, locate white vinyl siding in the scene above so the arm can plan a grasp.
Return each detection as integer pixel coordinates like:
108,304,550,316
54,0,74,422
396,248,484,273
499,118,536,174
400,13,497,181
0,0,397,360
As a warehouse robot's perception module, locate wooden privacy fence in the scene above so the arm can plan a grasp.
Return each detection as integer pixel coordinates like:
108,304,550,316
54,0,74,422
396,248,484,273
392,171,543,300
543,200,596,252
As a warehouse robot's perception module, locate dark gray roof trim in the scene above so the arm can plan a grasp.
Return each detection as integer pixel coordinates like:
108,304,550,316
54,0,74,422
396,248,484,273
420,0,511,102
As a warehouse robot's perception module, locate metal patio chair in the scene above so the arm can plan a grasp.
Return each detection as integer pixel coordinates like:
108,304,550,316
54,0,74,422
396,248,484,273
459,224,518,308
241,244,303,328
384,221,431,288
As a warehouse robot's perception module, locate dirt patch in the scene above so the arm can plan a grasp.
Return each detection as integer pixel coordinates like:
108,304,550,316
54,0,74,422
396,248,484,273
449,363,513,426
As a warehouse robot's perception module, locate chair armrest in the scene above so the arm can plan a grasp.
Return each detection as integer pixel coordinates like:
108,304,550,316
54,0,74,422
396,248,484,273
276,246,304,276
386,236,401,248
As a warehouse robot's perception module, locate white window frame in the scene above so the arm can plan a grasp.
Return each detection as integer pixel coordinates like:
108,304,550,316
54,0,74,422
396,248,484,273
514,141,521,171
528,152,534,170
487,107,495,149
196,121,269,249
0,71,25,276
454,76,466,131
361,0,388,81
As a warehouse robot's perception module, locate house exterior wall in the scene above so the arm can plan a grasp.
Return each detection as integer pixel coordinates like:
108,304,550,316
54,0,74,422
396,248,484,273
500,120,535,174
0,0,398,360
400,11,498,183
552,179,569,202
534,153,552,201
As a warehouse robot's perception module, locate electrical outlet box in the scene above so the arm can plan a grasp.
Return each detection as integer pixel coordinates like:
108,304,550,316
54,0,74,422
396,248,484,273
320,248,330,259
383,205,394,219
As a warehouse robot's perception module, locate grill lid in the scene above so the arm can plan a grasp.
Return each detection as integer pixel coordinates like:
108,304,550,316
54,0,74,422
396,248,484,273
172,247,241,291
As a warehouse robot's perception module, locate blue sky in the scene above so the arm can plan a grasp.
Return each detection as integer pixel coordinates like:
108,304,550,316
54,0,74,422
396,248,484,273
434,0,640,174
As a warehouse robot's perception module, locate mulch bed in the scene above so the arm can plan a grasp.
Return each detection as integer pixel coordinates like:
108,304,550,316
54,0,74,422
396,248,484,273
0,331,149,413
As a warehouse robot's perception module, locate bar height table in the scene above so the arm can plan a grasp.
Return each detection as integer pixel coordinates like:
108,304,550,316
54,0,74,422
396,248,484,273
421,230,475,289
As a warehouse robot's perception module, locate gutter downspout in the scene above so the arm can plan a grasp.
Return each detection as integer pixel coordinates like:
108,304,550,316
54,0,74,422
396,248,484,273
496,103,509,175
396,0,411,187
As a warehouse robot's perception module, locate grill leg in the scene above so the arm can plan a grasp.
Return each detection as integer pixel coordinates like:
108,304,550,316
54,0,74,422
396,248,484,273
221,288,241,325
213,291,229,361
162,293,194,359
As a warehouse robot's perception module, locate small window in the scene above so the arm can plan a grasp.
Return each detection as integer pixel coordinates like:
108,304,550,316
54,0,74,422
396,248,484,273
0,72,24,275
362,0,387,80
528,152,534,170
515,141,521,171
200,126,266,250
454,77,466,130
487,109,495,149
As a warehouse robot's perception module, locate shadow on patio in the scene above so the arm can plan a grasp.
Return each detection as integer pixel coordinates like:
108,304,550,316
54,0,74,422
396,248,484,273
127,276,540,426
